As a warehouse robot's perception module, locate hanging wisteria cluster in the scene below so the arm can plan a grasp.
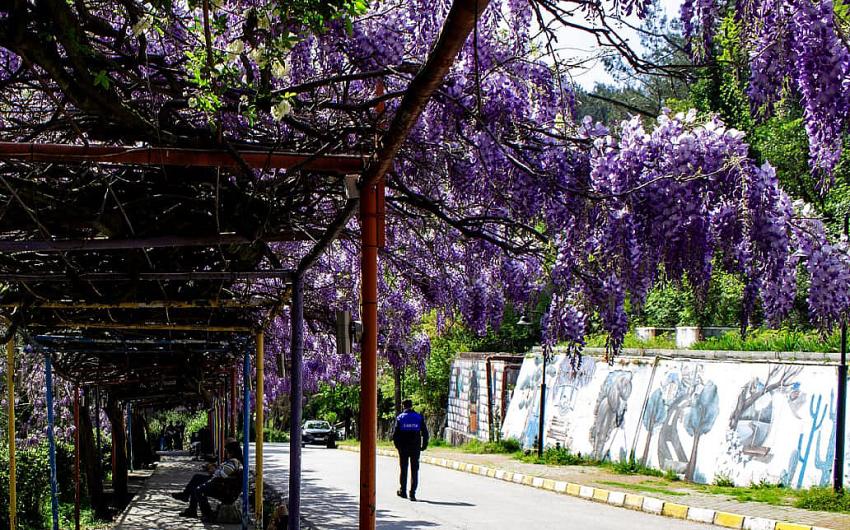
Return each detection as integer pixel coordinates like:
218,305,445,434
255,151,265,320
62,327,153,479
1,0,849,434
682,0,850,182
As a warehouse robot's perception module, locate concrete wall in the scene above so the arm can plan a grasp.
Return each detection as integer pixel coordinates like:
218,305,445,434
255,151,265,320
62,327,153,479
445,354,523,444
499,349,850,489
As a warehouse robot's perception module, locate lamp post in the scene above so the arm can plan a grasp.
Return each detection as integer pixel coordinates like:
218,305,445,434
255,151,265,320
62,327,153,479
835,212,848,493
517,315,545,457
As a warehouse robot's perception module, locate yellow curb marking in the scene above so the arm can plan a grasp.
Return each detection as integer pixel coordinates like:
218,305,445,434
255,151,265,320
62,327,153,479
624,494,644,510
662,503,689,519
714,512,745,529
471,465,480,474
774,524,812,530
566,483,582,496
592,488,610,502
522,475,534,486
487,469,496,478
542,479,556,491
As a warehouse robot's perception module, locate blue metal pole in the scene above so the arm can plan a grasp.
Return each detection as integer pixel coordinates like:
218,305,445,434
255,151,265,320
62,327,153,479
289,275,304,530
242,349,251,530
44,354,59,530
127,404,134,472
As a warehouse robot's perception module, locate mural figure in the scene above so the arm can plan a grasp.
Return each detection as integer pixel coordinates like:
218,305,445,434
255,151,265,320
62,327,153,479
553,356,597,415
641,388,667,465
657,366,702,473
546,356,597,446
728,365,802,459
589,370,633,460
684,381,720,481
508,357,544,449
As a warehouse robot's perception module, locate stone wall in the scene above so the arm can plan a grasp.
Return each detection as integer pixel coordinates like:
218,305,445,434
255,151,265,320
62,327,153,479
499,347,850,489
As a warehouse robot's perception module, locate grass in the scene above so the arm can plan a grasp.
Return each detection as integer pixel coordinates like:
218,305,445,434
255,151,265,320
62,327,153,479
584,332,677,350
458,438,522,455
598,479,688,497
794,487,850,512
691,328,839,352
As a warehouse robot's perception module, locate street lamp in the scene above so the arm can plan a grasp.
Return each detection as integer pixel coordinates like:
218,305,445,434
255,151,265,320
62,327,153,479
517,315,546,457
835,213,848,494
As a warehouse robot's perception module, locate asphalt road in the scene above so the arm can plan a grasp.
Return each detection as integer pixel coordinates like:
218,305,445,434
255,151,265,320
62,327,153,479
257,443,710,530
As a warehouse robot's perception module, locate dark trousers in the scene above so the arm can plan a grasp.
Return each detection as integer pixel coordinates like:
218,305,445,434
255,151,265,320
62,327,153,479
182,473,218,517
398,450,420,494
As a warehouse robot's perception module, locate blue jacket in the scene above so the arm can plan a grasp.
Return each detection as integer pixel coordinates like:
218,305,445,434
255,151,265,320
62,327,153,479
392,409,429,453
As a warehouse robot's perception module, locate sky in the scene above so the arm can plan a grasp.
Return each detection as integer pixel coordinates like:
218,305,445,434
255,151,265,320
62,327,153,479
554,0,684,90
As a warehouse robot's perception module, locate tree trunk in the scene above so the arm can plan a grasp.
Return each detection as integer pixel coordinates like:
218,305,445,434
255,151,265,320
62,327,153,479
641,429,653,466
394,366,402,415
105,398,129,504
79,392,107,518
685,433,701,481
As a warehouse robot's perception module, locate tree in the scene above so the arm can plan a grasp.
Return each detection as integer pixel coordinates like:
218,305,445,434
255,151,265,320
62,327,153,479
641,388,667,465
684,381,719,481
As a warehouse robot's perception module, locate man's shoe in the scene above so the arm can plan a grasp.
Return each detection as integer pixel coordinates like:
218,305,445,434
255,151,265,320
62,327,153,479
409,491,417,501
171,492,189,502
396,489,407,499
178,509,198,518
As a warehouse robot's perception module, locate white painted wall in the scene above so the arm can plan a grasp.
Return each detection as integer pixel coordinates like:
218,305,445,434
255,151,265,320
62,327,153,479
499,352,850,489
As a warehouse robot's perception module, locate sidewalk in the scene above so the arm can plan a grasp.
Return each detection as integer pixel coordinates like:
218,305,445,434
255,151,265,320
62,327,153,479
112,455,242,530
339,445,848,530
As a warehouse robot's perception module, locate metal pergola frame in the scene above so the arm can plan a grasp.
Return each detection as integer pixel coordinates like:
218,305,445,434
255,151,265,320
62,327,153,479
0,3,488,530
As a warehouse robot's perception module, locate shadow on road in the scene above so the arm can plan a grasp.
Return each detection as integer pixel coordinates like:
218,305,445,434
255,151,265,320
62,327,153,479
413,499,474,507
261,445,440,529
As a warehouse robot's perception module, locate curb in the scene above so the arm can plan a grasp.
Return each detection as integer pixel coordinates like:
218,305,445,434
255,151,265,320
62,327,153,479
337,445,835,530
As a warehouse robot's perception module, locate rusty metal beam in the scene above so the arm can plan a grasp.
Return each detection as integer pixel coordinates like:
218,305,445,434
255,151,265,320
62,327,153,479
0,269,293,282
0,142,364,172
0,299,275,309
29,322,255,332
0,231,316,253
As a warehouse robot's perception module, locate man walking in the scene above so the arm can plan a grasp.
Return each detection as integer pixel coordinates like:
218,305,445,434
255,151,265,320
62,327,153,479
392,399,429,501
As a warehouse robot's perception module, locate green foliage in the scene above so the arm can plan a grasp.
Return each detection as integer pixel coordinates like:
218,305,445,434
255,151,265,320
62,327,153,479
263,427,289,443
0,442,77,528
794,487,850,513
691,328,839,352
458,438,522,455
712,474,736,487
518,446,586,466
635,272,744,329
608,457,665,477
584,332,677,350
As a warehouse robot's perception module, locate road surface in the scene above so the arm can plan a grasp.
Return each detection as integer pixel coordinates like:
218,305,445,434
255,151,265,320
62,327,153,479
257,443,710,530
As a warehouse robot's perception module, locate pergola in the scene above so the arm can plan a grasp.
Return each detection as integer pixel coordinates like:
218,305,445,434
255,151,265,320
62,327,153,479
0,1,488,529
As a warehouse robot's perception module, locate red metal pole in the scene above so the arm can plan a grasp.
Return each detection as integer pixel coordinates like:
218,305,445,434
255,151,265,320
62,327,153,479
74,385,81,530
0,141,364,171
230,368,238,437
359,180,381,530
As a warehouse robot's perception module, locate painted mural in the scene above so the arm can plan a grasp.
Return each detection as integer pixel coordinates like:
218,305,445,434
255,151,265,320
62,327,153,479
500,351,850,489
445,355,523,444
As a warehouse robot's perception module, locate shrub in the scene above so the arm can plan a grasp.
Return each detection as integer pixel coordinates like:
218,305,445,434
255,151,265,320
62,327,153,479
609,457,665,477
0,443,49,528
459,438,521,454
794,487,850,513
263,428,289,443
713,473,735,487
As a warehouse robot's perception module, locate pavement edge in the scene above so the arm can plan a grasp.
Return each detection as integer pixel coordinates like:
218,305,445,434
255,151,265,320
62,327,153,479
336,445,834,530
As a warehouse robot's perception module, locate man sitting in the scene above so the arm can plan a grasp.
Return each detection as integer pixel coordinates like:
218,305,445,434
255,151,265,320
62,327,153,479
172,440,243,521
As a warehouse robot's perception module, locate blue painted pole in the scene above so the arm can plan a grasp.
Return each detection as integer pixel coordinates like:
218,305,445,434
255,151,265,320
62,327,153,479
289,275,304,530
127,404,134,472
44,354,59,530
242,349,251,530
